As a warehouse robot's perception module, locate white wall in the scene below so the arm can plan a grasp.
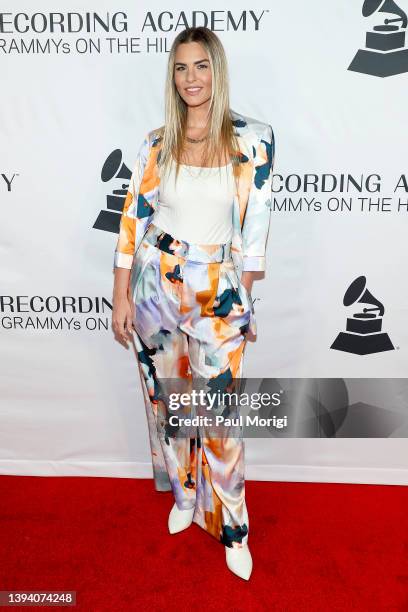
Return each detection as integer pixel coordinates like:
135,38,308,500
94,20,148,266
1,1,407,484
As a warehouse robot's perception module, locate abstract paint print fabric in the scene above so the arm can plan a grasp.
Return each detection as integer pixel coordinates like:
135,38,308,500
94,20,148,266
130,223,251,548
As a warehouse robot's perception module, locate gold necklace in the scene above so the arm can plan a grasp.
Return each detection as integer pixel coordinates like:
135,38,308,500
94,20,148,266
185,135,208,143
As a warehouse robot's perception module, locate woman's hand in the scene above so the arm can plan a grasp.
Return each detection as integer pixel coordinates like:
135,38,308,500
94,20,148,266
112,295,134,347
240,271,257,342
240,271,254,295
112,267,134,347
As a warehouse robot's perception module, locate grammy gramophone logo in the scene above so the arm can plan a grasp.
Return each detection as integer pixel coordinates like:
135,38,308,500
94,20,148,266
348,0,408,77
93,149,132,234
331,275,394,355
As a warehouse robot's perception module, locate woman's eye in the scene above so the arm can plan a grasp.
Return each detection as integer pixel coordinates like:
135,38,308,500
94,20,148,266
175,64,208,71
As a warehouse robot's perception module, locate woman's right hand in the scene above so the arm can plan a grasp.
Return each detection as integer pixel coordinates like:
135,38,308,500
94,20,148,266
112,295,134,347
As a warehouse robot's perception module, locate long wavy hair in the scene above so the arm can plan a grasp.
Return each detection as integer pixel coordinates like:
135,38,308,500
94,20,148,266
157,27,241,187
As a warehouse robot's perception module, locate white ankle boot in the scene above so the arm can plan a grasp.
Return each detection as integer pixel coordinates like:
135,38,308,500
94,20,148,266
225,544,253,580
168,503,195,534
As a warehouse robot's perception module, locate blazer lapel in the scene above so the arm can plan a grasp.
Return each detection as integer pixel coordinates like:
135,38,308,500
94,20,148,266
137,110,255,275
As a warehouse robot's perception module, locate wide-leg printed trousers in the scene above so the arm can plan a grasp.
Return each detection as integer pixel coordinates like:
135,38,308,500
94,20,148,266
129,222,253,549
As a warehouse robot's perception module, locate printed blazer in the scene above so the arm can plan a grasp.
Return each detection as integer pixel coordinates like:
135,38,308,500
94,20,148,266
113,108,275,278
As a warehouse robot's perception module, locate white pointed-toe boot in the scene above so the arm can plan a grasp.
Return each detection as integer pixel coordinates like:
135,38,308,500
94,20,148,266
225,544,253,580
168,503,195,534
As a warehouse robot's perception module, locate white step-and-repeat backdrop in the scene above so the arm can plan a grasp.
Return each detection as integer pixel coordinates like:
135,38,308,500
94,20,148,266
1,2,407,484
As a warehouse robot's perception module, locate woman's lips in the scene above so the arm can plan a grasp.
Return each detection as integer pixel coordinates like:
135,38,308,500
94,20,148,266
185,87,202,96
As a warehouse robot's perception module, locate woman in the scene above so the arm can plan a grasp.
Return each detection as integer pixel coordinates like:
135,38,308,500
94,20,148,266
112,26,275,581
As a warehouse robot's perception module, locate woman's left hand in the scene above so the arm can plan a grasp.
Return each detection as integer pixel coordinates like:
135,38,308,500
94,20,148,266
240,271,254,295
240,272,257,341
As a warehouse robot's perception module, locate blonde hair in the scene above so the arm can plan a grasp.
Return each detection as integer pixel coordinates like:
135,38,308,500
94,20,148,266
157,27,241,187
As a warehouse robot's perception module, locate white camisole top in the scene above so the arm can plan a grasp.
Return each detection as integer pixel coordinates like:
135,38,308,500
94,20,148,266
152,158,235,245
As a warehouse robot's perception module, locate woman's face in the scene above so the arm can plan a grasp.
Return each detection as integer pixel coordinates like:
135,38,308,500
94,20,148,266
174,41,212,108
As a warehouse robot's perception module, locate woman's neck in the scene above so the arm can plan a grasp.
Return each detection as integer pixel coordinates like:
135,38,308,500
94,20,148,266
185,102,211,129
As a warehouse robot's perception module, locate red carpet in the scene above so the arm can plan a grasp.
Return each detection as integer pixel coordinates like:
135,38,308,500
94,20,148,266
0,476,407,611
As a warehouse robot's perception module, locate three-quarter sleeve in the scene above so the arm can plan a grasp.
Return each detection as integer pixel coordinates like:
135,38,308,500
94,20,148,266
113,133,150,270
241,124,275,272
